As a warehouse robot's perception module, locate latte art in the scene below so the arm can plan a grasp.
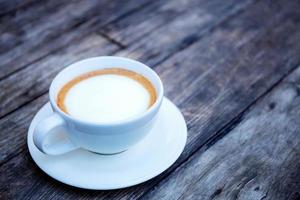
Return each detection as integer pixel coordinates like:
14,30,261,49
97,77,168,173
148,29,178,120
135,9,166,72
57,68,157,123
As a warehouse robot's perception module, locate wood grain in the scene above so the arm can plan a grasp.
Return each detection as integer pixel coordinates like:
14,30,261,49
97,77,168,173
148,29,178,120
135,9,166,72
0,0,36,16
0,96,47,164
1,0,300,199
0,0,151,79
114,0,256,67
100,0,245,46
0,0,254,118
142,67,300,200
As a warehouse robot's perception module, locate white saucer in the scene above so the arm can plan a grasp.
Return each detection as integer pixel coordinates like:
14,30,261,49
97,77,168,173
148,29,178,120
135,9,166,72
27,97,187,190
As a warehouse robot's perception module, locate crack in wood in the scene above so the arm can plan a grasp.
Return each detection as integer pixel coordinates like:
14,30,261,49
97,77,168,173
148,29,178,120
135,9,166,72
97,32,127,49
0,42,67,82
0,91,47,121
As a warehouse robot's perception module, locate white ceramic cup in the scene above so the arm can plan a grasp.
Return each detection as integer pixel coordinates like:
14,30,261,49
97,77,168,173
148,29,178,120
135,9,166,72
33,56,164,155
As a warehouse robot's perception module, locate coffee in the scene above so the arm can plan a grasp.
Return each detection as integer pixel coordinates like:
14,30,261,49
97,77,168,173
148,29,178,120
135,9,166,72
57,68,157,123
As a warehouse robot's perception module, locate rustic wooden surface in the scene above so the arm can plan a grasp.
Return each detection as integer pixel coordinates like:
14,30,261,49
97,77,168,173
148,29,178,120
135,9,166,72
1,0,300,199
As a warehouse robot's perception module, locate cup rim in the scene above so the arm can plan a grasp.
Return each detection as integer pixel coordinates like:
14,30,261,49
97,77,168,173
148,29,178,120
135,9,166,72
49,56,164,127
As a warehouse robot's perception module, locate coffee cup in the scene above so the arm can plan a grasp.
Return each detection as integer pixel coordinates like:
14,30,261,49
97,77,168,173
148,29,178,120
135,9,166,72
33,56,164,155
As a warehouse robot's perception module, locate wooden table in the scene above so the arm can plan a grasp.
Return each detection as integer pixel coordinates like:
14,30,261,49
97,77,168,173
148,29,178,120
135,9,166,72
1,0,300,199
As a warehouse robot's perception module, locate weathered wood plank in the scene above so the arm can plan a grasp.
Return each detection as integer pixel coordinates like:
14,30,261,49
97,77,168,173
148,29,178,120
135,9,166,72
142,68,300,200
0,0,36,16
0,0,67,53
100,0,233,45
1,0,300,199
0,0,151,79
114,0,256,67
0,0,255,118
0,95,48,164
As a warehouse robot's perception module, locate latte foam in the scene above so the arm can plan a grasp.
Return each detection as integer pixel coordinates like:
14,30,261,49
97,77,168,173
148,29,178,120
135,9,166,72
57,68,156,123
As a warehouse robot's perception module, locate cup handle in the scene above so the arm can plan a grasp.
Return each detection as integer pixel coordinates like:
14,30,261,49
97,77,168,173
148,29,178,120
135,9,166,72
33,113,78,155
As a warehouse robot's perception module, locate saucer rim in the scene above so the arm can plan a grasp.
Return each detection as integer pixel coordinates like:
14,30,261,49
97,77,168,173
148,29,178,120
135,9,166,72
27,97,187,190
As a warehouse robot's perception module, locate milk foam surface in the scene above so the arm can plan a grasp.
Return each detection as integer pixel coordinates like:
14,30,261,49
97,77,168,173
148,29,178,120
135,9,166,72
64,74,150,123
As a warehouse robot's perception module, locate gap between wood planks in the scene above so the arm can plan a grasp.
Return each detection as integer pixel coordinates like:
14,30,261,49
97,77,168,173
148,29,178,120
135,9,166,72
0,145,26,169
0,41,70,81
98,32,127,49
